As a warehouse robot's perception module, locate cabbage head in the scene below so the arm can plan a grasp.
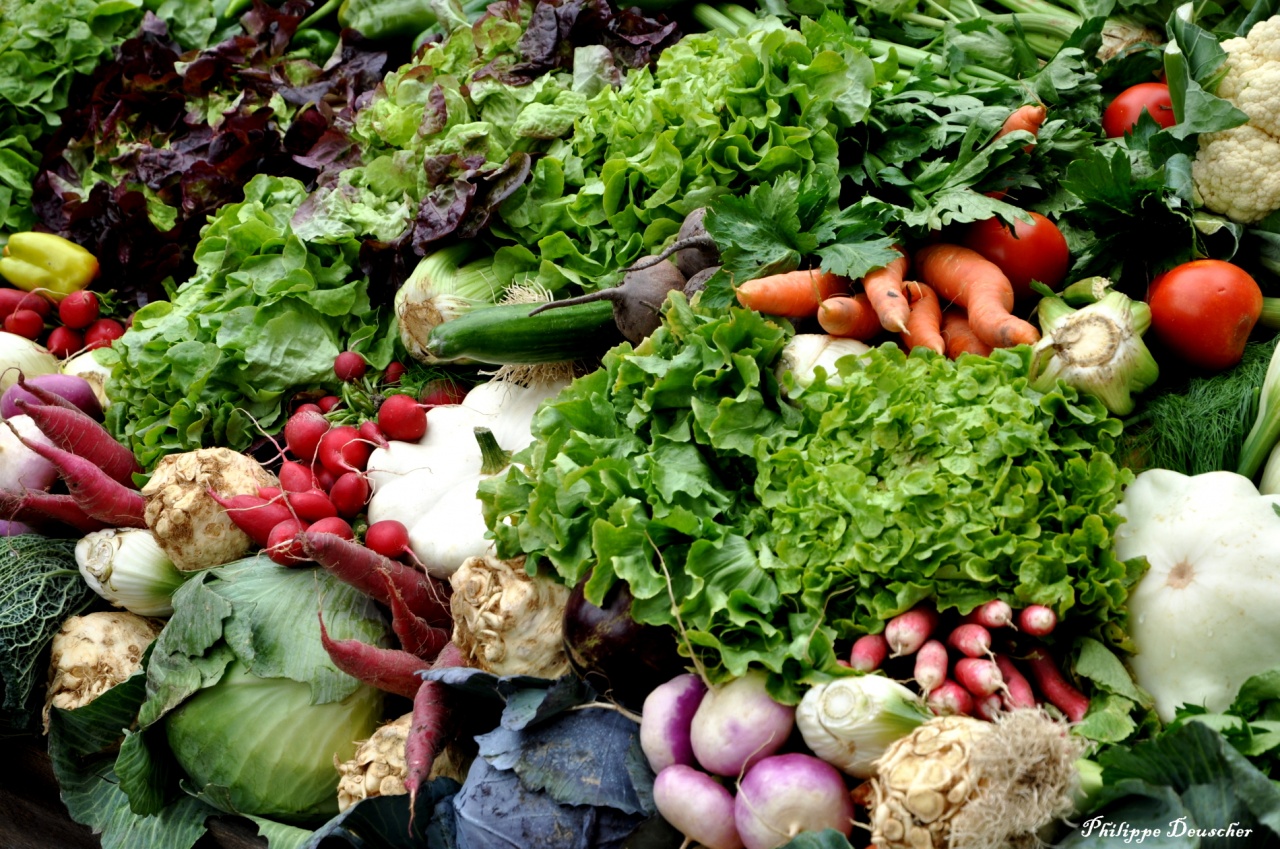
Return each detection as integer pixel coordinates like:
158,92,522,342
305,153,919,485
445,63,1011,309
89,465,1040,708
130,555,389,823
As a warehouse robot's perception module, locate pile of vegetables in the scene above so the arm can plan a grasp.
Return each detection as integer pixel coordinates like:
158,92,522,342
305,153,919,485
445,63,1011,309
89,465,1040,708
16,1,1280,849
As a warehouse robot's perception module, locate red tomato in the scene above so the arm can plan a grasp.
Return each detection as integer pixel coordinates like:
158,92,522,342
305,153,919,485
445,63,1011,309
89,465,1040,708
1103,83,1176,138
961,212,1070,302
1147,259,1262,371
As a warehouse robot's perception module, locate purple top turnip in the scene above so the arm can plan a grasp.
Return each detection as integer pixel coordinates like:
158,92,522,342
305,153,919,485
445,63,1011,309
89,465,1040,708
653,765,743,849
689,671,795,777
734,753,854,849
640,673,708,773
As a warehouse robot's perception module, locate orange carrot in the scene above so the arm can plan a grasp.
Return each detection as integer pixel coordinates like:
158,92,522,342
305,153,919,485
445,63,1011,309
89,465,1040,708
862,249,911,332
901,281,944,355
817,294,883,340
996,103,1047,151
735,269,849,319
914,243,1039,349
941,309,994,359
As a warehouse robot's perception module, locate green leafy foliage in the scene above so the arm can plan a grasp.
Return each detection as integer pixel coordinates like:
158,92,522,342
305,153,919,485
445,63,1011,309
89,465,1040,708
1171,665,1280,779
483,297,1141,699
100,175,396,468
0,535,95,735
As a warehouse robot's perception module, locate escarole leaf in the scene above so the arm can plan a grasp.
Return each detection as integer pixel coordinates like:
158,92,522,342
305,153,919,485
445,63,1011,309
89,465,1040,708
0,535,95,734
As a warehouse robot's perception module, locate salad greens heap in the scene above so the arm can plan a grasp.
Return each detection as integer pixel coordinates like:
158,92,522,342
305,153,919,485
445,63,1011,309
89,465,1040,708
101,174,395,468
483,295,1142,699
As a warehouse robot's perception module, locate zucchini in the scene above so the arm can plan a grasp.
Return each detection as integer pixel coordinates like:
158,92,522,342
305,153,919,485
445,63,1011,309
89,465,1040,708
424,300,622,364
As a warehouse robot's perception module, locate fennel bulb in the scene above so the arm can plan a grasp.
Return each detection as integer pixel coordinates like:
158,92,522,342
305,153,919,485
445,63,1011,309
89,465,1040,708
397,245,503,362
76,528,188,616
796,674,930,777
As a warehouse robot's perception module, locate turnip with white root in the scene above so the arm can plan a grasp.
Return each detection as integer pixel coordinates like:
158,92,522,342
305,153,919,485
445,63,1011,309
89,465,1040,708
734,753,854,849
689,670,795,777
640,673,708,773
653,765,743,849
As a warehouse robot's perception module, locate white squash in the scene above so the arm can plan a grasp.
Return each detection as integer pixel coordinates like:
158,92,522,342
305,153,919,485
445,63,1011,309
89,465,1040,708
1115,468,1280,721
365,378,569,577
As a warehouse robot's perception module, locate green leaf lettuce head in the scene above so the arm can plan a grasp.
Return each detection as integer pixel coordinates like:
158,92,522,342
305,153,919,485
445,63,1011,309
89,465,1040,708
101,174,396,468
482,295,1143,700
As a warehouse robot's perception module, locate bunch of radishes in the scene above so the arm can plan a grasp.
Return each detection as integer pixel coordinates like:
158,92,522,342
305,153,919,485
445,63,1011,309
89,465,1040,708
641,671,856,849
0,289,124,357
848,601,1090,723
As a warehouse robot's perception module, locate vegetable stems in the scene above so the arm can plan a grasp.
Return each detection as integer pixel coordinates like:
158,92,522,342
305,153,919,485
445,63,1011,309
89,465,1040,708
298,0,343,30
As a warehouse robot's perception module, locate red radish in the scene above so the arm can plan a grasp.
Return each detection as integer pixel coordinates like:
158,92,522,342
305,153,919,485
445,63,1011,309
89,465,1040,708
358,419,388,448
383,361,408,384
299,530,451,625
914,639,949,693
313,464,337,492
319,425,373,475
4,309,43,340
379,570,450,659
0,488,107,533
1018,605,1057,636
405,642,466,810
58,291,99,329
318,395,342,413
419,379,467,407
1024,648,1090,722
885,607,938,657
267,518,311,565
946,624,993,658
329,472,370,518
317,610,428,698
0,289,51,319
258,485,283,500
46,327,83,358
955,658,1003,697
8,427,144,526
994,654,1037,709
287,489,337,523
364,519,411,559
965,599,1014,629
207,491,293,548
974,693,1003,721
378,394,427,442
849,633,889,672
308,515,354,540
836,659,853,668
14,398,141,487
293,402,323,416
927,680,975,716
279,460,316,493
83,318,125,349
640,674,709,774
654,765,742,849
284,407,329,463
334,351,367,382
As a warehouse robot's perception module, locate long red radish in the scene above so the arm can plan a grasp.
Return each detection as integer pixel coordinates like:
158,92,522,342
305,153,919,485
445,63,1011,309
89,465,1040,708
300,531,451,625
955,658,1003,697
1025,648,1089,722
964,599,1014,630
862,250,911,332
0,488,108,533
287,489,338,523
941,309,994,359
817,294,882,340
206,490,293,547
380,570,451,660
1018,605,1057,637
901,282,944,355
914,639,949,693
279,460,316,493
974,693,1003,721
9,426,145,526
995,103,1047,151
994,654,1037,709
318,611,428,699
406,641,467,814
946,624,992,659
735,269,849,319
14,398,141,487
915,244,1039,348
885,607,938,657
927,680,974,716
849,633,889,672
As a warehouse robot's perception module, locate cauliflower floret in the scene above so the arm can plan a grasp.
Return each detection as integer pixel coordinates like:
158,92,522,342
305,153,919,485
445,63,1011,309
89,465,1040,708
1193,16,1280,223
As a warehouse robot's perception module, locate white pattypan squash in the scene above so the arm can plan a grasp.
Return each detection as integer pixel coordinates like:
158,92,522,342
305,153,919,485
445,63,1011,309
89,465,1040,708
1116,468,1280,722
366,378,568,577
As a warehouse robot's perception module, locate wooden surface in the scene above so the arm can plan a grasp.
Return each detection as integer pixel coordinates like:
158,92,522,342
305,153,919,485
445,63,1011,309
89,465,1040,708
0,737,268,849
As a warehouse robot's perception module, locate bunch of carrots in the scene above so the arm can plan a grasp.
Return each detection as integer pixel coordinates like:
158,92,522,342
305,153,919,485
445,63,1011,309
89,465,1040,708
734,104,1048,360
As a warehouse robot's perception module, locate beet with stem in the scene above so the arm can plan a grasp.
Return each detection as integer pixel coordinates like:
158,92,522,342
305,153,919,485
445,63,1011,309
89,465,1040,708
528,257,685,344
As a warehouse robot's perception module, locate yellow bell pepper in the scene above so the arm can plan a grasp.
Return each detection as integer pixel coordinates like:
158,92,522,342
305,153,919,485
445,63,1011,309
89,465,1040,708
0,233,99,299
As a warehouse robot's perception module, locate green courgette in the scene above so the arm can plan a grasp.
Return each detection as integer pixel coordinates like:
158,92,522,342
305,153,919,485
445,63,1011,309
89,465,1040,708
424,299,622,364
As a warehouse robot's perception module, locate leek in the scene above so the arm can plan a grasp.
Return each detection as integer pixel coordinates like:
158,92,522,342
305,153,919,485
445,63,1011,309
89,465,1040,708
75,528,189,617
1238,339,1280,480
1029,288,1159,416
396,245,504,362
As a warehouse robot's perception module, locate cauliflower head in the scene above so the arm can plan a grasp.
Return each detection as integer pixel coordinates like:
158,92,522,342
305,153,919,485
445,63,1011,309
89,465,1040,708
1193,16,1280,223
